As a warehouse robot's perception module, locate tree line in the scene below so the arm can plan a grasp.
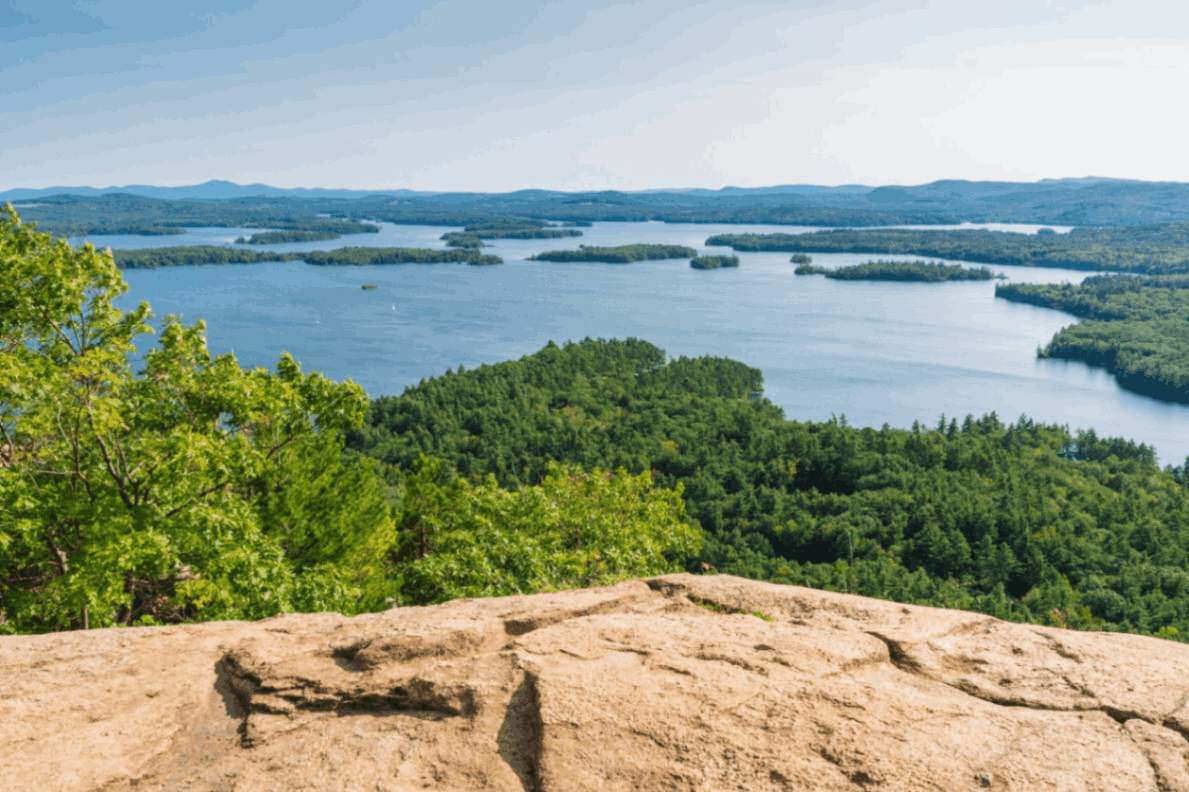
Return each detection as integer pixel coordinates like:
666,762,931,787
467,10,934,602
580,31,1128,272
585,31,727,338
997,275,1189,402
111,245,504,269
530,244,697,263
690,255,739,269
707,225,1189,275
795,260,1005,281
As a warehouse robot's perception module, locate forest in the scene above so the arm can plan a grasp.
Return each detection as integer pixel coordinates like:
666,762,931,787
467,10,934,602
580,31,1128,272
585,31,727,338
707,225,1189,275
345,336,1189,640
690,255,740,269
530,244,697,263
110,245,502,269
113,246,293,268
440,219,583,249
996,275,1189,401
795,260,1004,281
302,247,503,266
237,229,342,244
14,193,381,239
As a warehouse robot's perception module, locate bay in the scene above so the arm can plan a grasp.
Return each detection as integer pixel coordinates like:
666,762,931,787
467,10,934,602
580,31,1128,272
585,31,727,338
98,220,1189,469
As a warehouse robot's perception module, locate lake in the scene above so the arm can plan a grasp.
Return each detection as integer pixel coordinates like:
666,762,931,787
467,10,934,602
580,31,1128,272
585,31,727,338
94,220,1189,469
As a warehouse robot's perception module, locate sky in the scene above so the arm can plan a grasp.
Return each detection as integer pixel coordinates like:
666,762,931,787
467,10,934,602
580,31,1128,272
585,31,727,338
3,0,1187,192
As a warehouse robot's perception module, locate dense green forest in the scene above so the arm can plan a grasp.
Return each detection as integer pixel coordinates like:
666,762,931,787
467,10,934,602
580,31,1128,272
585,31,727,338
110,245,502,269
16,194,381,239
795,260,1005,281
346,336,1189,640
113,246,293,268
997,275,1189,401
707,225,1189,275
530,244,697,263
690,255,740,270
302,247,503,266
237,229,341,244
440,220,583,249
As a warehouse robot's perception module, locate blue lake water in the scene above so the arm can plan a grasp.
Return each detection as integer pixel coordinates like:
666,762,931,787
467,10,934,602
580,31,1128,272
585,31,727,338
95,220,1189,469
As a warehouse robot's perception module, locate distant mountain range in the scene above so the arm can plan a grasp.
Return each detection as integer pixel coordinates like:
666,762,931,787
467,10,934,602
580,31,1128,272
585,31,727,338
0,180,438,201
7,177,1189,227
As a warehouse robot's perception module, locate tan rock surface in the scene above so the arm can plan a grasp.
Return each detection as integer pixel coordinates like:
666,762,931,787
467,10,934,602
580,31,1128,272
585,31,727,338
3,574,1188,791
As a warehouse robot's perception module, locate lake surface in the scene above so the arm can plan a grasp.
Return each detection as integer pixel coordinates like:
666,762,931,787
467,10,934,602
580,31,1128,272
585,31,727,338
98,220,1189,469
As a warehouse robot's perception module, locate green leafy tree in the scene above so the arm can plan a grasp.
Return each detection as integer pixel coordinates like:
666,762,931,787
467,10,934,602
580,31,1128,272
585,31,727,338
390,456,699,604
0,205,395,633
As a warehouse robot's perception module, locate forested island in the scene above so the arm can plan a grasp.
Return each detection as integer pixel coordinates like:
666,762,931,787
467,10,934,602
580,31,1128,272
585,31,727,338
233,219,380,244
706,225,1189,275
111,245,502,269
997,274,1189,401
114,246,292,268
795,260,1004,281
303,247,502,266
530,243,697,263
690,255,739,269
440,220,583,249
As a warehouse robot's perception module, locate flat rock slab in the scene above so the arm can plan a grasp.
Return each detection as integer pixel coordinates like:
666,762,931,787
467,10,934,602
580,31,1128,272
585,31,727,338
3,574,1189,791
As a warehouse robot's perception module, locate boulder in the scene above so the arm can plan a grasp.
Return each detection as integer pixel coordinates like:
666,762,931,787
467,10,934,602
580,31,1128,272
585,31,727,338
3,574,1188,791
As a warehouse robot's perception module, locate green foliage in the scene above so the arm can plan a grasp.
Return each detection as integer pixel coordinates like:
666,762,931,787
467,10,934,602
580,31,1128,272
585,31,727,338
389,456,698,604
15,193,380,240
789,253,813,265
709,225,1189,275
113,246,293,269
112,245,502,269
531,244,697,263
997,275,1189,401
439,233,488,249
361,283,378,291
237,220,379,244
348,338,1189,640
690,255,739,270
303,247,503,266
0,205,395,633
240,230,343,244
796,260,1004,282
441,220,585,248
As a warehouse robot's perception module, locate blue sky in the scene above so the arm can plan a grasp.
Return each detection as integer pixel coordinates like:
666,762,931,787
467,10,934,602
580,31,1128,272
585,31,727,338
3,0,1186,191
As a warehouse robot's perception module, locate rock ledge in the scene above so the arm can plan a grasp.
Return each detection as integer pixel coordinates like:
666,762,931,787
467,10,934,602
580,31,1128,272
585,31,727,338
3,574,1188,791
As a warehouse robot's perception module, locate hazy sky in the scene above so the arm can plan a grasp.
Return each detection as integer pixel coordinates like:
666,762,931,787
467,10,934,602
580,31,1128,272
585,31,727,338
3,0,1185,192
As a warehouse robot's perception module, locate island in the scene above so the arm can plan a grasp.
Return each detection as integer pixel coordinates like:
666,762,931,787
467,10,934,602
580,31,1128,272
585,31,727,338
111,245,502,269
794,260,1005,282
235,219,381,245
237,230,341,244
441,220,584,249
690,255,739,269
706,225,1189,276
303,247,502,266
530,243,697,263
113,246,292,268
